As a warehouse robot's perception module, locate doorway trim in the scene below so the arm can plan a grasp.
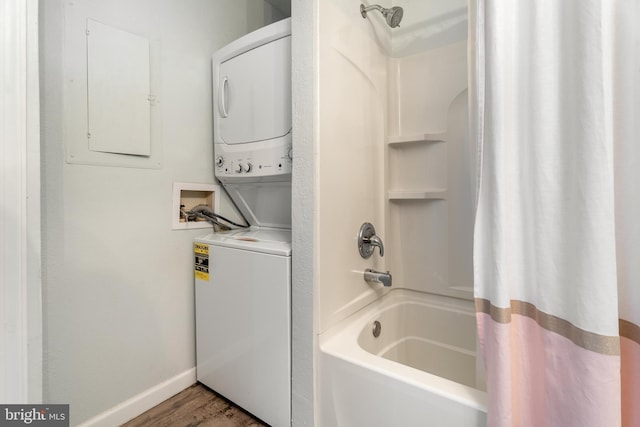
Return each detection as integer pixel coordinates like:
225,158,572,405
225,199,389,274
0,0,43,403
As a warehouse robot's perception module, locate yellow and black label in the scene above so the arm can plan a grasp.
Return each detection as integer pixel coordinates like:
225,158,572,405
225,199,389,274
194,243,209,281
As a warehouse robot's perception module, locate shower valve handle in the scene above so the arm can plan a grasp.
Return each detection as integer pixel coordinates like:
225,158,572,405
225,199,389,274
358,222,384,258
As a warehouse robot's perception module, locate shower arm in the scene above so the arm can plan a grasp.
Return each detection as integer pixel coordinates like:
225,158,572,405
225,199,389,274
360,4,384,18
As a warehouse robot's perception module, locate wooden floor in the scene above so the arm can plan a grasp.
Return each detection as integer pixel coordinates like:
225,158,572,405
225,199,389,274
122,384,268,427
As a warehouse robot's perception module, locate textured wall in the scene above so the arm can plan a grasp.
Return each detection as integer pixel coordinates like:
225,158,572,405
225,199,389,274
291,0,316,424
39,1,282,423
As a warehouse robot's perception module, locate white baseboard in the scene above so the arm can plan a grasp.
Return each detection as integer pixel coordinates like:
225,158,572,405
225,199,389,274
78,368,196,427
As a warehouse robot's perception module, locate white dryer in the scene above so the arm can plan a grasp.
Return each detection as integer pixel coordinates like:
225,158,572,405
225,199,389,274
195,18,292,427
213,16,292,230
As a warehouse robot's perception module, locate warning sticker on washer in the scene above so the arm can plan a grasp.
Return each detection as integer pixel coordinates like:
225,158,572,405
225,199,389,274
194,243,209,281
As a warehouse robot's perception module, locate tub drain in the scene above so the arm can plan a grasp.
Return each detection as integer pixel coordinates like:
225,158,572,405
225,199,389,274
372,320,381,338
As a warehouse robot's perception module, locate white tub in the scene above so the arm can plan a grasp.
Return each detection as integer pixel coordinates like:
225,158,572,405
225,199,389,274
319,289,487,427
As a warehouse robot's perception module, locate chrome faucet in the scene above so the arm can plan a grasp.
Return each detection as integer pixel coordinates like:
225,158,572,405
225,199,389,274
364,268,392,287
358,222,384,258
366,235,384,257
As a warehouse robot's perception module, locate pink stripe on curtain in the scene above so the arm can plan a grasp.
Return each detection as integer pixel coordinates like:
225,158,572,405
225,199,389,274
477,313,621,427
621,337,640,426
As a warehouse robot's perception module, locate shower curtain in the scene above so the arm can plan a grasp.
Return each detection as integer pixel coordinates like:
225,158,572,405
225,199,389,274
471,1,640,426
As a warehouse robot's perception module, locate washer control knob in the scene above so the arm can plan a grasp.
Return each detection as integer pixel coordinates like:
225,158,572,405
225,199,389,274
245,162,253,173
235,164,243,173
215,156,224,167
288,147,293,160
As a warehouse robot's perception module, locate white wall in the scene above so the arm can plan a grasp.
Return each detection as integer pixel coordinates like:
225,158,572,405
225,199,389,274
291,0,316,424
392,0,467,57
39,1,282,424
316,0,389,334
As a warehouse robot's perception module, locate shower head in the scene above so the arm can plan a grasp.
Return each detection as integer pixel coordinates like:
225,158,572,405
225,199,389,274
383,6,404,28
360,4,404,28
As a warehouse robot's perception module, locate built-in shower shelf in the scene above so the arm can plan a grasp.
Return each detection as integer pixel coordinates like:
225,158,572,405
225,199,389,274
387,189,447,200
387,132,446,146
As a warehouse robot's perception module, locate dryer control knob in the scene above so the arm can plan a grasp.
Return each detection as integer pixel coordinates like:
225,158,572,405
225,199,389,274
245,162,253,173
215,156,224,167
235,164,243,173
287,147,293,160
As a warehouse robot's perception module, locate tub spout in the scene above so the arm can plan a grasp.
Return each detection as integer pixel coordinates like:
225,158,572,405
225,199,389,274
364,268,392,287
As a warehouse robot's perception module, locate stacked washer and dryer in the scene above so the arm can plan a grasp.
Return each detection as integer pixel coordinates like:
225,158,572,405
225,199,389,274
195,18,292,427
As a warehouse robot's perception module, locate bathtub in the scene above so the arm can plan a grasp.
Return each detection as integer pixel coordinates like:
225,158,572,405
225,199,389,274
319,289,487,426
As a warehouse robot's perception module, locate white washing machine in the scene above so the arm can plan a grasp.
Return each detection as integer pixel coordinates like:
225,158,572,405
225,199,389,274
195,229,290,426
195,18,292,427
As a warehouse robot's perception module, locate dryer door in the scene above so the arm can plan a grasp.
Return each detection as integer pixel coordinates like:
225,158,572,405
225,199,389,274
217,36,291,144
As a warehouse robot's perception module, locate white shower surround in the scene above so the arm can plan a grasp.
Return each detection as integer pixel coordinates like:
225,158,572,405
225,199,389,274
317,0,389,334
317,0,471,332
316,0,477,424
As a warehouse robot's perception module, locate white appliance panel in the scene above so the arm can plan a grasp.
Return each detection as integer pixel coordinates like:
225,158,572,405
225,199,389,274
214,137,292,181
223,181,291,229
195,242,291,427
217,36,291,145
